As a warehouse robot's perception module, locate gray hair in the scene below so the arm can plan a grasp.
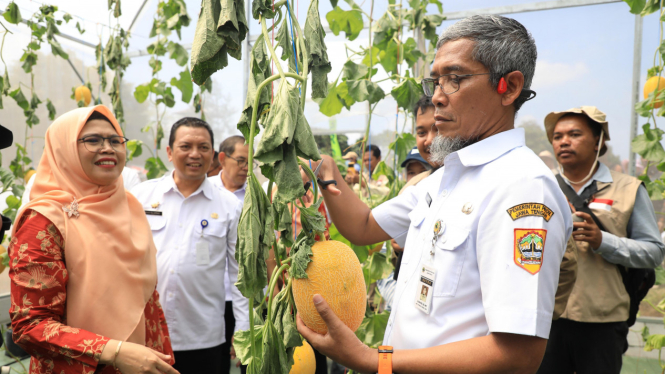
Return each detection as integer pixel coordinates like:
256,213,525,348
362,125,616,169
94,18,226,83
436,15,537,111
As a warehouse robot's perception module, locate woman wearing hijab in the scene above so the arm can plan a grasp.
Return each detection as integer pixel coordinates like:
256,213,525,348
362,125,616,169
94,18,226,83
8,106,179,374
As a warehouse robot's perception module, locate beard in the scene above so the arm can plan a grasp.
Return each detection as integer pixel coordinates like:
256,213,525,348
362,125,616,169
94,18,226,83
429,135,478,166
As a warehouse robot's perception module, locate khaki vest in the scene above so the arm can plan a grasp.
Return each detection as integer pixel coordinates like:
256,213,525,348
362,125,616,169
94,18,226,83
561,170,642,323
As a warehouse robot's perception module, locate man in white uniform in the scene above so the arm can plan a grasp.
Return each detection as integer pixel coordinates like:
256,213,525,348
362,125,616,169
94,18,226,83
131,118,248,374
297,15,572,374
208,135,249,374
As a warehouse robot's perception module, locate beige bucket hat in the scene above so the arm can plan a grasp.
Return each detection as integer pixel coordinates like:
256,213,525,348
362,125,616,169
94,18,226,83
544,106,610,156
342,151,359,160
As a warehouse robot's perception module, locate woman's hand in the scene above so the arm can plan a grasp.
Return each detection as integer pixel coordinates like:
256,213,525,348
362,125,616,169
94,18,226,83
101,340,179,374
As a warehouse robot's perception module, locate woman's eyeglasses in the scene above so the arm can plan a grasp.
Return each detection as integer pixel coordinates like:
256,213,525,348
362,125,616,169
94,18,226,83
78,135,129,153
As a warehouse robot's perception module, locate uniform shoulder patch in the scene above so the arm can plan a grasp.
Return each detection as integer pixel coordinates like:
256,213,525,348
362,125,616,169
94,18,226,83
514,229,547,275
507,203,554,222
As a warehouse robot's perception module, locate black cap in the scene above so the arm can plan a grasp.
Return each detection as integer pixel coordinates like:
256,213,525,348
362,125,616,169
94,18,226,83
0,124,12,149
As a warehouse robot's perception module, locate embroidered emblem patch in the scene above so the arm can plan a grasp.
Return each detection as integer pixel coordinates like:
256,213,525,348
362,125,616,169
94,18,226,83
514,229,547,275
507,203,554,222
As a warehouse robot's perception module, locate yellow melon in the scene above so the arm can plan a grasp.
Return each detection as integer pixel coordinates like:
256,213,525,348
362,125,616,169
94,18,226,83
289,340,316,374
24,169,36,184
292,240,366,335
644,76,665,108
75,85,92,107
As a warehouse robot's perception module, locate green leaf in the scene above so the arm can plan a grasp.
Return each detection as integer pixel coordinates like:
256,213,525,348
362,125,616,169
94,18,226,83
237,34,271,139
252,0,277,19
49,39,70,60
402,37,425,68
645,333,665,351
372,13,399,50
342,60,369,81
190,0,248,85
655,267,665,285
134,82,152,103
9,88,29,111
422,14,446,45
378,40,399,75
149,56,163,74
3,2,21,24
273,202,294,248
254,81,321,203
30,92,41,110
145,157,168,179
126,139,143,160
275,19,299,73
108,0,122,18
346,79,385,105
638,174,665,200
236,174,274,299
20,52,38,74
355,311,390,348
2,68,9,96
167,41,189,66
297,198,327,234
641,0,659,15
233,324,265,366
158,87,176,108
391,78,423,112
362,46,380,67
76,21,85,34
46,99,56,120
326,6,363,41
170,69,194,103
632,124,665,162
390,132,417,167
304,0,332,99
372,161,394,184
363,251,394,285
318,81,345,117
289,232,315,279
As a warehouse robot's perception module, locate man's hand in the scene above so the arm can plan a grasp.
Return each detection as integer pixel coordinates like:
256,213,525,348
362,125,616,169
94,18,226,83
300,156,342,203
391,239,403,253
572,211,603,249
296,294,377,374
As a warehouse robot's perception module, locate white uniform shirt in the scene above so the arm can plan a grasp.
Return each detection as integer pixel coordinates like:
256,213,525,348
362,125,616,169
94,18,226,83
373,128,572,349
209,173,247,302
131,172,249,351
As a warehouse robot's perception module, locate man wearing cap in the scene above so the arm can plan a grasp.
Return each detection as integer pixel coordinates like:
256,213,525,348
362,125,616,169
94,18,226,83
342,151,361,185
538,106,664,374
297,15,572,374
402,147,431,181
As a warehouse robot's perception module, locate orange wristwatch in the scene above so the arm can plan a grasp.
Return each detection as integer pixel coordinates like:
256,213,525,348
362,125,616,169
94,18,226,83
378,345,393,374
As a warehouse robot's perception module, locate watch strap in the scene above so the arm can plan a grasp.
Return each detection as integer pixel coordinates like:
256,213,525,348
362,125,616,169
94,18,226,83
378,345,393,374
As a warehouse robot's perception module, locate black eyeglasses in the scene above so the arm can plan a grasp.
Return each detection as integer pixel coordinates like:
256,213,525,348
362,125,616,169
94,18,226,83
421,73,490,97
227,155,259,169
78,135,129,153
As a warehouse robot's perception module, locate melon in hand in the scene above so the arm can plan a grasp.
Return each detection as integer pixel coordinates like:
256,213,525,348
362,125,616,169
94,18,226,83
292,240,367,335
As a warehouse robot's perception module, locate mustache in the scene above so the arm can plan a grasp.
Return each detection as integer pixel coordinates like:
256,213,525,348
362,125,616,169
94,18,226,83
434,108,455,121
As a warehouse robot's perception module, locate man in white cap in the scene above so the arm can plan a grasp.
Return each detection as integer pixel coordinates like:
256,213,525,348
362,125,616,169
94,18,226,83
538,106,665,374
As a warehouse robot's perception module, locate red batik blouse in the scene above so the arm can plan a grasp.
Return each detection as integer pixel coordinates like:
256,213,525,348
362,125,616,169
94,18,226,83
8,210,174,374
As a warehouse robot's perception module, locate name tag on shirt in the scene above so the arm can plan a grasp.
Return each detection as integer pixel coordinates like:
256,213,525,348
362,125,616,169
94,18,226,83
415,264,436,314
145,210,163,216
196,241,210,266
588,198,613,212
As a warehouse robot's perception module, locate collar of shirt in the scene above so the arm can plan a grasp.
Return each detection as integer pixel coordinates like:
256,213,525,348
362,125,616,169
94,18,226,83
211,172,247,195
561,162,612,195
160,170,214,200
453,128,526,168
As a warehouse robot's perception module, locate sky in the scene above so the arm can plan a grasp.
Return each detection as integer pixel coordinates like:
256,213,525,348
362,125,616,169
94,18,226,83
0,0,661,162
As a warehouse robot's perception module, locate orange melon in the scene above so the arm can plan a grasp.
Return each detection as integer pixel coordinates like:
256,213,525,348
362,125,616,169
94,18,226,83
289,340,316,374
644,76,665,108
292,240,366,335
24,169,36,184
75,85,92,107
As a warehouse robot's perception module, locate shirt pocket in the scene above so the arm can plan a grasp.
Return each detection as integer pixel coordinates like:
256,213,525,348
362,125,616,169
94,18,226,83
402,208,427,265
433,225,469,297
194,220,228,239
146,214,166,232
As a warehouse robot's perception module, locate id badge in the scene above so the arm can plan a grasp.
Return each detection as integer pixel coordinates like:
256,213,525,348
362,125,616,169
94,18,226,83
196,241,210,266
415,263,436,314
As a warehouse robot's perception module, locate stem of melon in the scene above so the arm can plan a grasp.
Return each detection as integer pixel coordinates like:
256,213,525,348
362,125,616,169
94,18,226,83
267,263,291,322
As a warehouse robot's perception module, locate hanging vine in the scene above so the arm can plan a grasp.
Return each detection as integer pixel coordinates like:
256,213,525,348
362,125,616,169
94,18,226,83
130,0,192,179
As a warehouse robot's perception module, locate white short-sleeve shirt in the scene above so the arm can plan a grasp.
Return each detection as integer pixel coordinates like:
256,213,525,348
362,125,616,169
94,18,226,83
373,128,572,349
131,172,248,351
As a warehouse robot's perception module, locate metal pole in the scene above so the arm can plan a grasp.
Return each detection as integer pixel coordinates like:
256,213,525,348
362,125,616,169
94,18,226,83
629,13,643,177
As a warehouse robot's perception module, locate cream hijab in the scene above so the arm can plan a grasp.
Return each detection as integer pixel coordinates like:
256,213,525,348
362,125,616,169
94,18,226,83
13,105,157,344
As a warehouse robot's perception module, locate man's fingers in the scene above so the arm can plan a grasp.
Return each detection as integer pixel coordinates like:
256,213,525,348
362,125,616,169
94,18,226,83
296,312,323,345
312,294,345,332
324,184,342,196
575,212,595,225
